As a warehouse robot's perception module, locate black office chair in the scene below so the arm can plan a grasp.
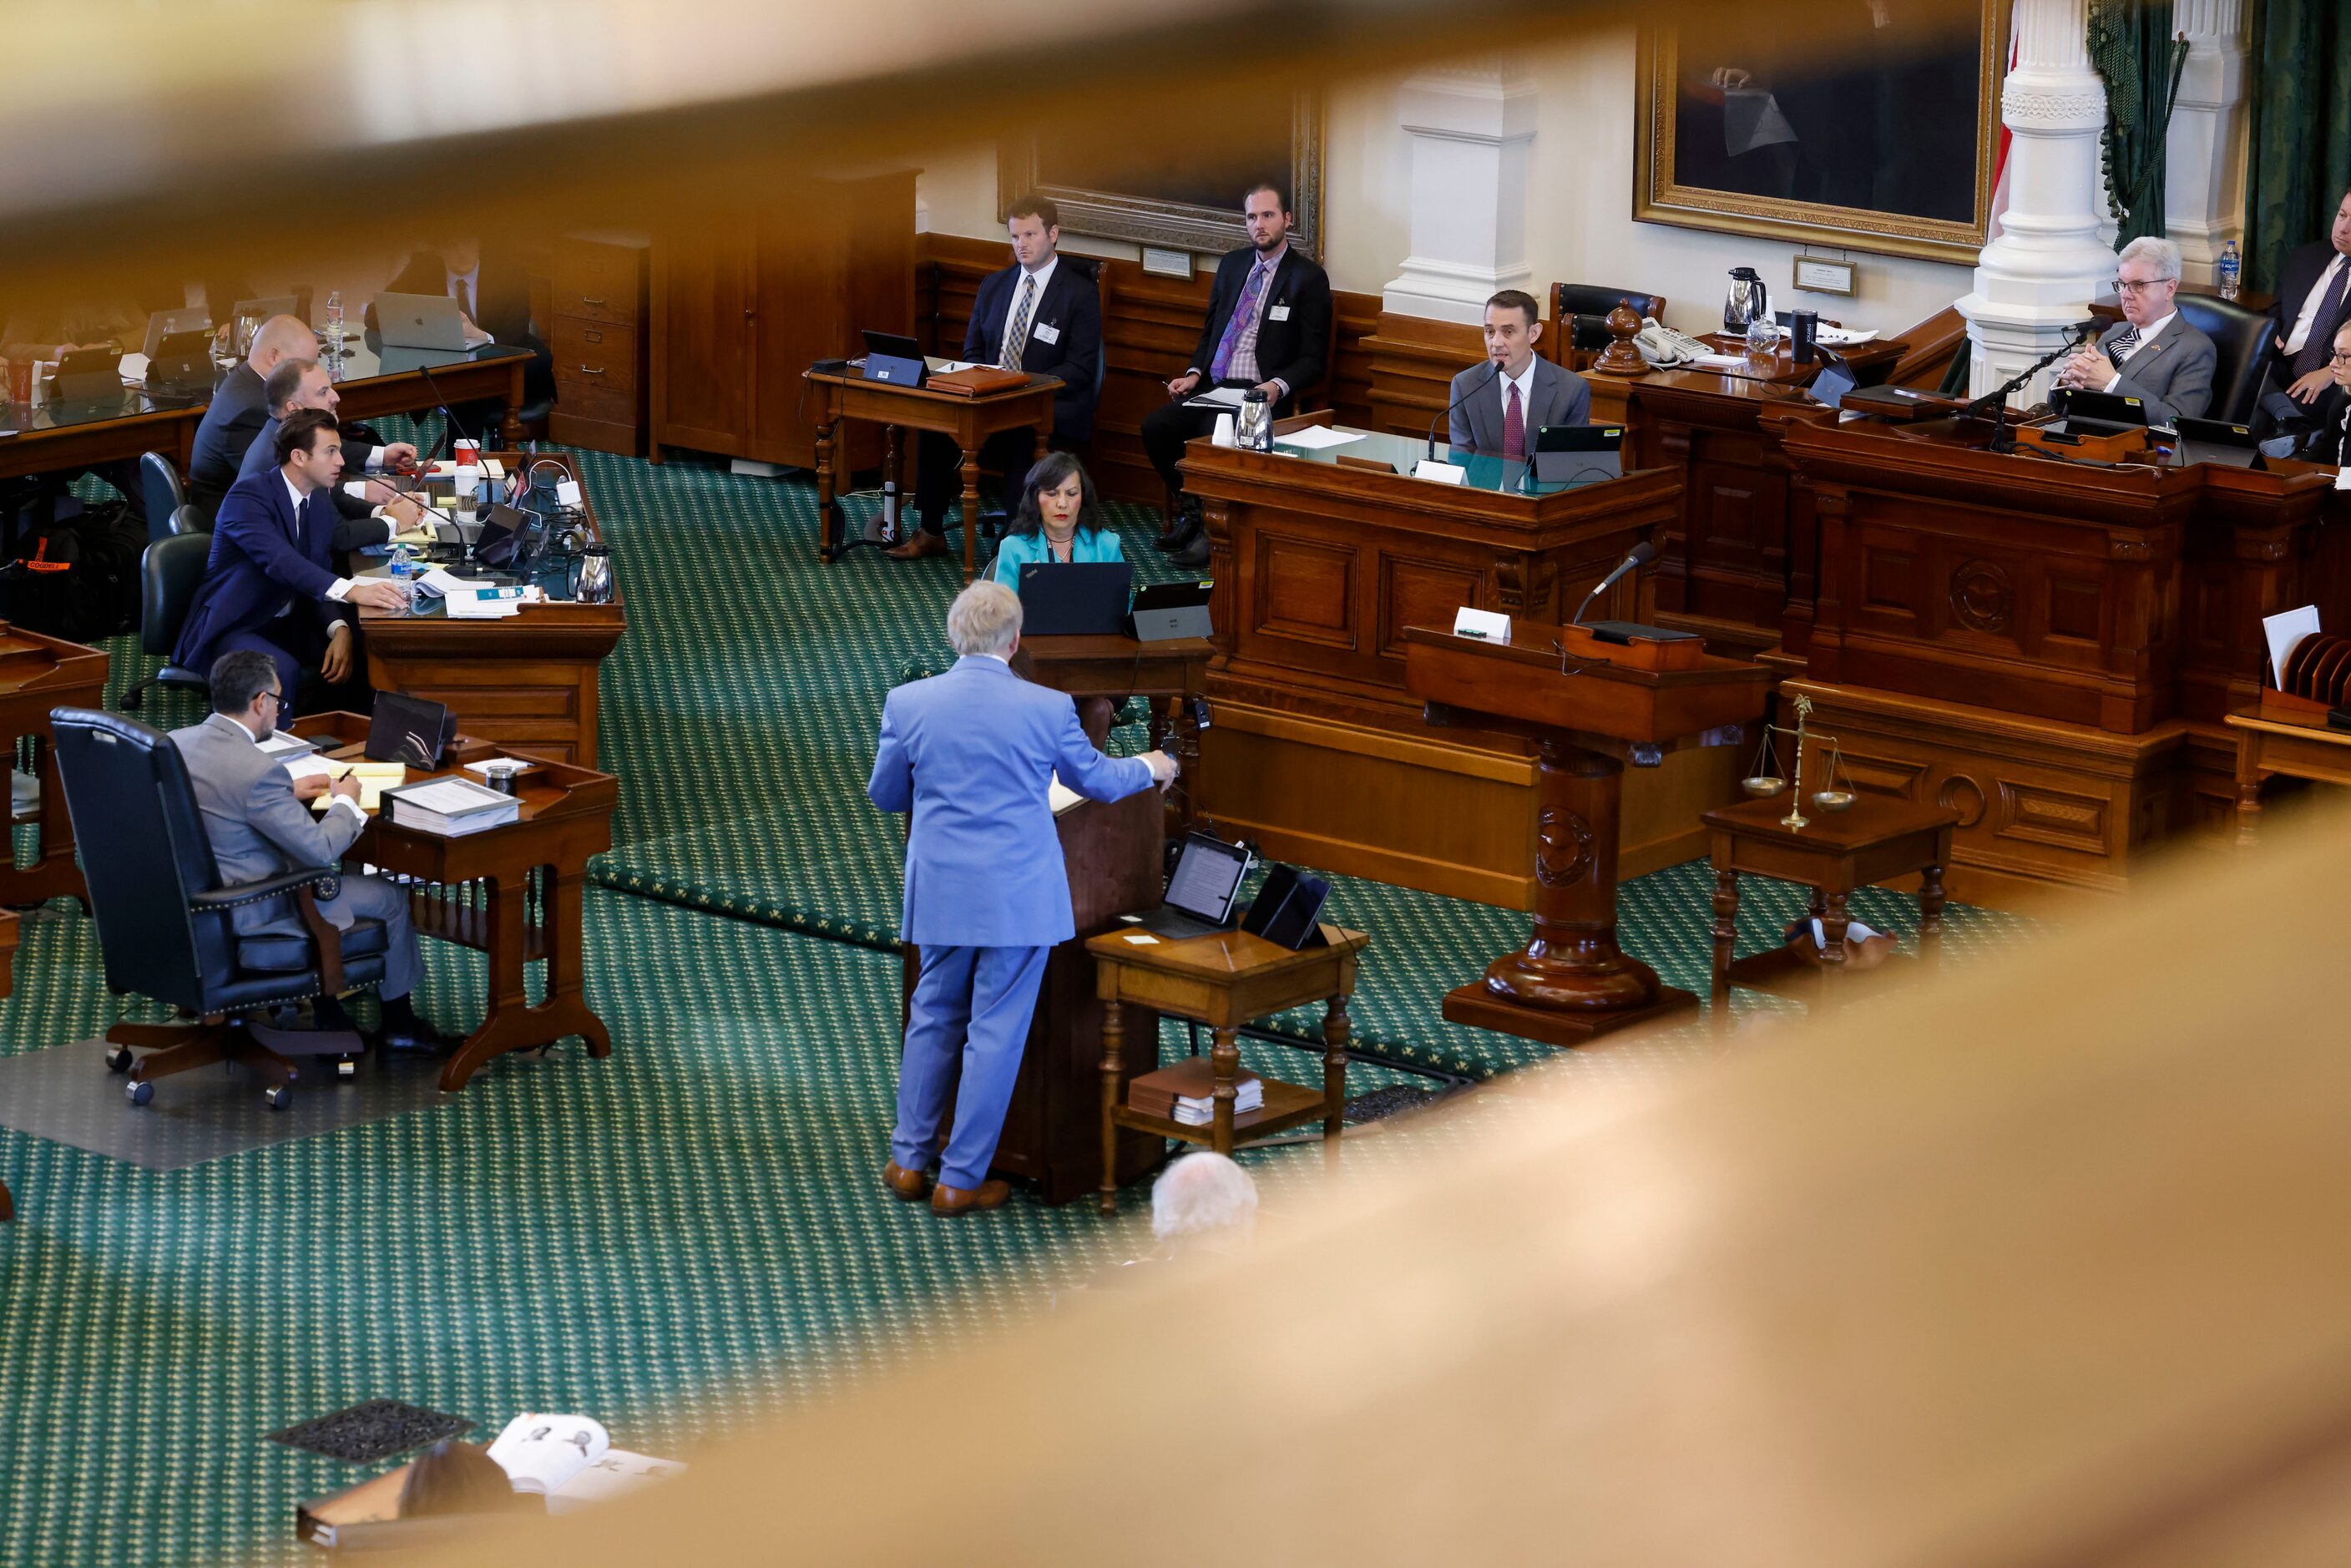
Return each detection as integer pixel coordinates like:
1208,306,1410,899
121,533,213,711
137,453,185,546
2173,294,2273,426
49,708,384,1110
1553,283,1670,359
169,502,200,537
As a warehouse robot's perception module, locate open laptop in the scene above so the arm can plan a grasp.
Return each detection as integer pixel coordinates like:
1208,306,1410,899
375,292,472,351
2057,387,2151,437
140,307,210,359
1017,560,1132,635
1531,422,1624,484
1132,833,1256,939
2172,416,2261,468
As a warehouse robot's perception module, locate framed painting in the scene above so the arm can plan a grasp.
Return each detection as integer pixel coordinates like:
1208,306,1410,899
1634,1,2010,266
996,93,1324,257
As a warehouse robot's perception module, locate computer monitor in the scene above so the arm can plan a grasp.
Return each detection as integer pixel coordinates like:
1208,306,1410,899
1017,560,1132,635
2059,387,2151,436
1531,422,1625,484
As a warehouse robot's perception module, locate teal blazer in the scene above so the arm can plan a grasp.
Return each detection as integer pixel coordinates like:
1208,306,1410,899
990,528,1125,597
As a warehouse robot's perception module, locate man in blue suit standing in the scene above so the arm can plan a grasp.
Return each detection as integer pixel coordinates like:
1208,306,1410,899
174,407,412,712
869,580,1177,1214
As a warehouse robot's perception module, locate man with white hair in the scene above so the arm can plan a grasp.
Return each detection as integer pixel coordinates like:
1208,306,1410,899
1151,1152,1258,1252
2055,235,2216,427
869,580,1179,1216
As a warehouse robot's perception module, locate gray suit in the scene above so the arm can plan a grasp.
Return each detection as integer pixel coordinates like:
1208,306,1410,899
2098,313,2217,427
1447,357,1592,452
169,712,422,999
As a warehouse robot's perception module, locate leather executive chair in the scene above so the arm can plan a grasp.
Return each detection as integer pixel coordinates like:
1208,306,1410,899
120,532,213,712
137,452,185,547
49,707,387,1110
2172,293,2272,427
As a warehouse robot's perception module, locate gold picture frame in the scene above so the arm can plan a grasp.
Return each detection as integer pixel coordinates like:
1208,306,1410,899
1634,3,2009,266
996,93,1324,258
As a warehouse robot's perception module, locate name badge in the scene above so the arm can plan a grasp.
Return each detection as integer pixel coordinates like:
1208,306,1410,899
1268,304,1292,322
1034,321,1061,345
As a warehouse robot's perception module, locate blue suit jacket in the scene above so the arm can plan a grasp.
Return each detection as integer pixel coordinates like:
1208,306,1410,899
963,260,1104,443
173,471,349,674
868,655,1155,947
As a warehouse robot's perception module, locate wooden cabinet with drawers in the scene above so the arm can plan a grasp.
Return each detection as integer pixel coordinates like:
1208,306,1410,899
549,234,650,457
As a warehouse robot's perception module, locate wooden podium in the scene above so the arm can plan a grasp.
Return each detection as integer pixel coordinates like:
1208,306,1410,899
1403,620,1772,1044
901,785,1168,1204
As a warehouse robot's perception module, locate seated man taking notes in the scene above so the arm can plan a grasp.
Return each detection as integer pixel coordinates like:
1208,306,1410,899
174,408,411,713
1449,290,1590,458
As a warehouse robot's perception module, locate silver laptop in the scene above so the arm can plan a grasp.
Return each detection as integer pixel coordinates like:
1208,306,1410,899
374,291,470,351
140,307,210,358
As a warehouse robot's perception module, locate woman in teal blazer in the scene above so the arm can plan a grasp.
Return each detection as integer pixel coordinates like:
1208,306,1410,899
989,452,1124,596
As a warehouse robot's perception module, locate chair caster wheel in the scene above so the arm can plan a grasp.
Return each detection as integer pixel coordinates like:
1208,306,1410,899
264,1085,292,1111
126,1080,153,1106
336,1058,357,1080
105,1046,134,1073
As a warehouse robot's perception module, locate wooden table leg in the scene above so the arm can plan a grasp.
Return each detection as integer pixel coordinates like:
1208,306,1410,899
437,864,608,1092
1172,698,1201,834
1709,862,1738,1027
1209,1025,1239,1156
2235,734,2263,848
540,866,611,1060
958,443,982,584
1321,995,1349,1165
1919,861,1946,972
815,416,839,564
1097,988,1126,1215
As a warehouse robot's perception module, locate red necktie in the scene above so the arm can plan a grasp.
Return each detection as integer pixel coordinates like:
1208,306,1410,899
1504,382,1525,461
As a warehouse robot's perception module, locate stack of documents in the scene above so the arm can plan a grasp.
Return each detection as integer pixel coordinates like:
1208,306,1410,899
255,730,316,762
416,568,542,619
382,776,520,836
1127,1056,1266,1125
290,756,406,811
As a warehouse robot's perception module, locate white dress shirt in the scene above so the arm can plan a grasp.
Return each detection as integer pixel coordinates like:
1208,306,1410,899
282,473,355,606
2102,311,2177,393
2284,253,2349,354
999,256,1057,360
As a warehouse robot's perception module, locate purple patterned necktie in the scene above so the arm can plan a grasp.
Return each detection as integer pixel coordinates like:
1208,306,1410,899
1208,260,1272,382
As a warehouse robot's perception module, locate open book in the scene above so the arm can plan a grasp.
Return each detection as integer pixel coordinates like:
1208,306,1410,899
486,1413,685,1514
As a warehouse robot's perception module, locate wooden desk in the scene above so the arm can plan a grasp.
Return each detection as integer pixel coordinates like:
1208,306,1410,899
355,451,625,766
2227,705,2351,846
1088,922,1369,1214
1013,633,1211,836
801,368,1060,583
0,621,109,908
292,713,619,1092
1702,793,1955,1019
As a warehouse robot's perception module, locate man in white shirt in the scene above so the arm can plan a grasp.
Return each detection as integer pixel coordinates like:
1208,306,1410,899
2056,235,2216,427
2260,188,2351,435
169,649,443,1050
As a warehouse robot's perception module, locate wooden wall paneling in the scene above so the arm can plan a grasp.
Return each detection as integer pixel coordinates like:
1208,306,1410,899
1363,312,1486,442
649,225,752,458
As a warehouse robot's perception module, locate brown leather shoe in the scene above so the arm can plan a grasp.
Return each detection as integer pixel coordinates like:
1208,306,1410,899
882,1161,931,1201
886,530,948,561
931,1178,1011,1215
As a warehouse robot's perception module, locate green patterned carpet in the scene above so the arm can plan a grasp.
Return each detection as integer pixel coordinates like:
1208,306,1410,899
3,434,2033,1566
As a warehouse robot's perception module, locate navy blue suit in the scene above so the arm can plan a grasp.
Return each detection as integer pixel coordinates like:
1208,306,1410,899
174,471,359,706
913,258,1105,530
868,655,1155,1189
238,415,393,542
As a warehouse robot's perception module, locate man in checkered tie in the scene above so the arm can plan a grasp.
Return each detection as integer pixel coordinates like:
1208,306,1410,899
1140,181,1333,568
898,196,1104,561
1445,291,1591,460
2055,235,2216,428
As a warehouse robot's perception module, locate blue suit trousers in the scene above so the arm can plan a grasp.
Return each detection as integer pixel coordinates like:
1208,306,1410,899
891,943,1050,1191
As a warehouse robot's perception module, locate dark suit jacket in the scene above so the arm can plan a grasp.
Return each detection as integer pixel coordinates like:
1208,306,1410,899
962,260,1104,443
187,363,270,523
2295,385,2351,463
237,415,392,543
2268,241,2351,377
174,472,354,673
1186,244,1332,411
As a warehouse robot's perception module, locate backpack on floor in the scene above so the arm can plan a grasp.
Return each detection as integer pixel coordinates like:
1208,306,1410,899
0,493,144,642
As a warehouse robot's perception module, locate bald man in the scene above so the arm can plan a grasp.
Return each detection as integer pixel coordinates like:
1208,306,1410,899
189,314,326,523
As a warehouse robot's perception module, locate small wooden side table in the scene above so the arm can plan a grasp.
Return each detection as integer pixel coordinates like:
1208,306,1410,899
2226,705,2351,847
1701,794,1957,1019
1087,923,1369,1215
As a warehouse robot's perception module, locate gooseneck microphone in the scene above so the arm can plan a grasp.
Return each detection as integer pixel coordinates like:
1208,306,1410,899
1428,361,1502,461
1570,541,1656,626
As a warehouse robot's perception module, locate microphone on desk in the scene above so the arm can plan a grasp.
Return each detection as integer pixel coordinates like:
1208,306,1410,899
1428,361,1502,462
1570,541,1656,626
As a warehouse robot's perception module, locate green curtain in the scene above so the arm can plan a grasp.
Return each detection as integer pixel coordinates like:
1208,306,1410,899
2246,0,2351,292
2087,0,2187,247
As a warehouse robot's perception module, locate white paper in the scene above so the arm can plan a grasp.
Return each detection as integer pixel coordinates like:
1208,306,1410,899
281,754,338,782
1808,918,1883,947
488,1413,611,1495
1272,426,1367,451
1048,773,1083,817
118,352,150,382
2263,604,2322,687
924,358,978,373
400,777,511,815
1691,352,1750,370
1413,459,1468,485
545,1450,687,1514
1186,387,1249,408
2335,465,2351,491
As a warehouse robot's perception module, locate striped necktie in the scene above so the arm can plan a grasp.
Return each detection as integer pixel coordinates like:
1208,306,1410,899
2106,322,2141,367
1001,275,1037,370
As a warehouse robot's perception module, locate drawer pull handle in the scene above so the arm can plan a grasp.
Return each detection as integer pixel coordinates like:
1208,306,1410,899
579,364,605,375
579,296,607,306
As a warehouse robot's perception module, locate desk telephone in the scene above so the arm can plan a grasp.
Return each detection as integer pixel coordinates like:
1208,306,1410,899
1633,319,1711,367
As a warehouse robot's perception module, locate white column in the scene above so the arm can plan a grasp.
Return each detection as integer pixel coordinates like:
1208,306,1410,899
2164,0,2247,286
1379,64,1536,326
1957,0,2116,404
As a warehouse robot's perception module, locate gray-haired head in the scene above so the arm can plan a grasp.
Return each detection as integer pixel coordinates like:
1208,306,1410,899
2116,235,2184,282
1150,1151,1259,1244
946,579,1024,659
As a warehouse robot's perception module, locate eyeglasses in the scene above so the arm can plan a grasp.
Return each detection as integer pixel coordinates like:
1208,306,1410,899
2333,350,2351,364
2110,276,2169,296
